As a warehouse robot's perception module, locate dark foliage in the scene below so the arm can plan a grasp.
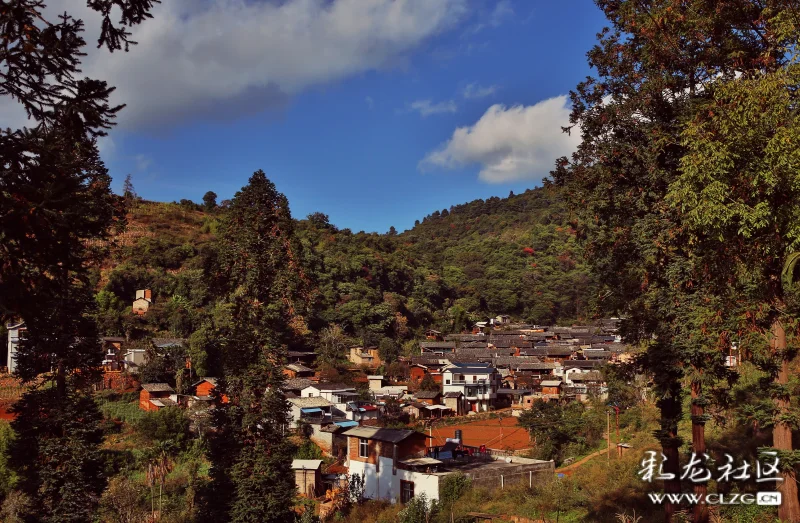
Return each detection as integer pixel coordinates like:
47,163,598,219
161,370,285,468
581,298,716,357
8,388,105,523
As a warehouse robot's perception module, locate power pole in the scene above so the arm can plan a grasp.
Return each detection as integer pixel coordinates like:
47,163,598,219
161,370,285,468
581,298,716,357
607,410,611,461
614,406,621,457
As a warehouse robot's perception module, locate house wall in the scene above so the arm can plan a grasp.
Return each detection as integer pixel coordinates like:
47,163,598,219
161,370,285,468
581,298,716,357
347,436,427,467
132,298,150,315
196,381,215,397
348,458,441,503
444,396,463,416
139,390,157,411
6,324,25,374
410,367,427,382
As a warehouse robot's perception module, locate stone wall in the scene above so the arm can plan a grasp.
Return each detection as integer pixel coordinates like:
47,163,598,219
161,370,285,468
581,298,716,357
460,460,554,490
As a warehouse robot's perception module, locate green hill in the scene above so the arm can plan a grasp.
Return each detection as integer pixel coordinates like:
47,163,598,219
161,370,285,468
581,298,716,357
90,186,596,347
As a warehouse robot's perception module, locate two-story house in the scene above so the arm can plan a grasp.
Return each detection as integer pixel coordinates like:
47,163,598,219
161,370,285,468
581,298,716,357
441,362,500,413
344,426,435,503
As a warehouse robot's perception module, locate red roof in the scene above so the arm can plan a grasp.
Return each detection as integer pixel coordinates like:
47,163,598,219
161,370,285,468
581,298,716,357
361,405,378,411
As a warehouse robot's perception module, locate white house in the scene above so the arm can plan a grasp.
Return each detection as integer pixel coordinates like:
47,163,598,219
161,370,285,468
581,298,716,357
301,383,359,418
442,362,500,413
344,426,438,503
288,396,336,426
5,321,24,374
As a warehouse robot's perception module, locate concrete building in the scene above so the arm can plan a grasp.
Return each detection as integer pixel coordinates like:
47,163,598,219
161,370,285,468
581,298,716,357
344,426,554,504
442,362,500,413
344,426,433,503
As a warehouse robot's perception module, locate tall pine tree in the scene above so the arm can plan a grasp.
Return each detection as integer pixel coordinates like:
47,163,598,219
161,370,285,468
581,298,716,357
1,1,158,519
203,170,314,522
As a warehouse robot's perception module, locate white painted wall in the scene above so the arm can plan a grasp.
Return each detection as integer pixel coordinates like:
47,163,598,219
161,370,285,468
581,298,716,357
6,324,22,374
348,458,441,503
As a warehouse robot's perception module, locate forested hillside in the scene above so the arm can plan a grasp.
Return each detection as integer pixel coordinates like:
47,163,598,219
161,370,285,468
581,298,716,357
91,185,595,352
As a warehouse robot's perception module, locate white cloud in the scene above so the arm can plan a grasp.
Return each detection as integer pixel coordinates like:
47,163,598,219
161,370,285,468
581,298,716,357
134,153,153,172
408,99,458,117
1,0,466,131
489,0,514,27
420,95,580,183
462,82,499,99
92,0,467,130
97,136,116,161
463,0,514,35
365,96,375,110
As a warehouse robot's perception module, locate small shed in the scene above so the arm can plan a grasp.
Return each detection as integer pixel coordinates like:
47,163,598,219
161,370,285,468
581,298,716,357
132,289,152,315
540,380,563,396
139,383,176,412
292,459,323,497
414,390,442,405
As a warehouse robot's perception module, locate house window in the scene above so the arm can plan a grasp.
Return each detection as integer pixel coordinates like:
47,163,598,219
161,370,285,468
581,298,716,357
359,438,369,458
401,480,415,503
445,379,450,385
308,393,314,397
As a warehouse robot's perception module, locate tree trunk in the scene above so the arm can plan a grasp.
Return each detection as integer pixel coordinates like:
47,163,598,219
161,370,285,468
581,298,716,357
691,380,708,523
660,392,682,523
662,439,680,523
773,320,800,522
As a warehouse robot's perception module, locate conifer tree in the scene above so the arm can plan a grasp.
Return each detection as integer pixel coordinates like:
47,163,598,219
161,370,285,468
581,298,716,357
1,1,158,519
203,170,313,522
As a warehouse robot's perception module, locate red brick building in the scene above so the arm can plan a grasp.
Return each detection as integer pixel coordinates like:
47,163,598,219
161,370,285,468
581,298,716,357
139,383,176,411
193,377,228,404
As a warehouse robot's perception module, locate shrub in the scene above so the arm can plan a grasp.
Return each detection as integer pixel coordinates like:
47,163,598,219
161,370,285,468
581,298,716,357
135,407,190,449
439,472,471,506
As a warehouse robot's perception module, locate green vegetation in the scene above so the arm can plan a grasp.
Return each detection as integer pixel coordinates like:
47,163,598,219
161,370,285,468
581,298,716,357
518,400,606,465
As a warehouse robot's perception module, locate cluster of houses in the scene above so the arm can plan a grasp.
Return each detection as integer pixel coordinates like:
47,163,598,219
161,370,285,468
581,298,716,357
5,314,641,507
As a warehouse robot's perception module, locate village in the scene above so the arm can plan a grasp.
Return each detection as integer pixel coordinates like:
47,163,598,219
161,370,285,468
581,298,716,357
3,290,697,515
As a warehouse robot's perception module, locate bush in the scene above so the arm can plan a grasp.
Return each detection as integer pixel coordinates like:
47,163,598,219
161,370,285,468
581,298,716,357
398,493,438,523
439,472,471,506
135,407,190,449
295,440,323,460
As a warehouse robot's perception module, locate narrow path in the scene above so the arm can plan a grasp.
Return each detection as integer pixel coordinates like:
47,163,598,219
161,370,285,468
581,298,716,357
555,448,608,476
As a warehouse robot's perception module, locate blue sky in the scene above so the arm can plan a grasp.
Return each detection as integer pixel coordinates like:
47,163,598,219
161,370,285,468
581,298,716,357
92,0,608,233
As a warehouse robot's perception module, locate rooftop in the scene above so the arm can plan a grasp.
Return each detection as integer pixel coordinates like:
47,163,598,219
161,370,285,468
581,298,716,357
288,397,333,408
570,371,604,381
342,426,427,444
541,380,563,387
292,459,323,470
285,363,313,373
305,382,355,392
284,378,314,390
151,338,186,348
142,383,175,393
415,390,442,399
